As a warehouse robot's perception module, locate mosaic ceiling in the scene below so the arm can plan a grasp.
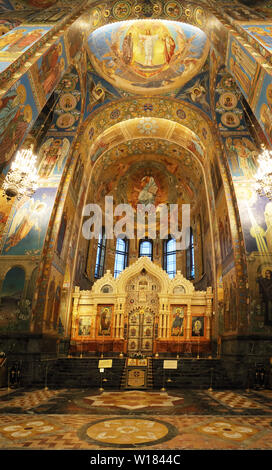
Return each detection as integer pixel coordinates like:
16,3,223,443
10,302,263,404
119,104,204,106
88,138,203,209
86,19,210,95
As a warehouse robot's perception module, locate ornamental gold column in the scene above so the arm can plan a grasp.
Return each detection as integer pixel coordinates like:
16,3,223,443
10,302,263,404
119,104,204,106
206,287,213,340
90,304,96,339
71,287,80,340
186,302,192,340
117,296,126,339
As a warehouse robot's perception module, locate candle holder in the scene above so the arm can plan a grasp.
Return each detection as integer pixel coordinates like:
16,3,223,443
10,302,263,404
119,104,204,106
208,367,213,391
101,334,104,358
197,334,200,359
161,368,166,391
99,372,107,391
7,367,11,392
44,363,49,391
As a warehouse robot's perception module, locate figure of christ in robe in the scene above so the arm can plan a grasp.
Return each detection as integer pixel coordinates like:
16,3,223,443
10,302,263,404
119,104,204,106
138,176,158,206
139,30,159,66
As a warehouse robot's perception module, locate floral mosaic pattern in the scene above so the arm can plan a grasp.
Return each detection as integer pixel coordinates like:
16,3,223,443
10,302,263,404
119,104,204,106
198,420,258,441
137,117,159,136
81,390,183,410
0,419,59,440
81,417,176,447
0,389,271,449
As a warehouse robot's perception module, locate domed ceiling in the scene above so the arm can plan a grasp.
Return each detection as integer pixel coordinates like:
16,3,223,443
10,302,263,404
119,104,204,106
86,19,210,95
89,139,203,211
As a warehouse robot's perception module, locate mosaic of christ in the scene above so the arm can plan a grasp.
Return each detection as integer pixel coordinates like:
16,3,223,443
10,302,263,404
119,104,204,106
87,20,209,94
116,162,178,210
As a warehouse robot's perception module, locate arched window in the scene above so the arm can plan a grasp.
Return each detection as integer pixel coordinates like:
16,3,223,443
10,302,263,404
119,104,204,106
163,237,176,279
94,227,106,279
186,227,195,280
139,238,153,261
114,237,129,278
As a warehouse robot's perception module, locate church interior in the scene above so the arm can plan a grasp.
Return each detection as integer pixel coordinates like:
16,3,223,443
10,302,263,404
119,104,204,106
1,0,272,452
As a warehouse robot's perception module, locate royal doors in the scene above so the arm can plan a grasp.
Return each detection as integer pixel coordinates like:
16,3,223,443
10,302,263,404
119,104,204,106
127,309,154,355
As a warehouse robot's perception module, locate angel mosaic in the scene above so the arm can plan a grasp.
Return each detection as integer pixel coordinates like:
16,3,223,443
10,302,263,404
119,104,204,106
3,197,47,252
176,75,210,113
225,136,258,178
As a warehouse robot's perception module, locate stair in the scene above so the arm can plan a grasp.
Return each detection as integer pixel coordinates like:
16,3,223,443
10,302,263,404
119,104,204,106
120,363,127,389
120,357,154,390
30,357,230,390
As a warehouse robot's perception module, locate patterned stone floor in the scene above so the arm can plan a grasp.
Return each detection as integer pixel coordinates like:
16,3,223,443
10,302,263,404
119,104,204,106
1,386,272,450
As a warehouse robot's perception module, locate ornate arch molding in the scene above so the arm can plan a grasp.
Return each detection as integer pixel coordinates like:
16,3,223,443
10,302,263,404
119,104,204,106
169,271,196,295
84,114,216,248
117,257,171,294
89,117,206,171
0,258,38,281
91,270,116,295
84,257,199,298
81,97,217,167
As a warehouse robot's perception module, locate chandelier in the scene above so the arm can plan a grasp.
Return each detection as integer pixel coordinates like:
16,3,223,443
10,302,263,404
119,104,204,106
1,81,67,203
254,145,272,200
2,147,38,201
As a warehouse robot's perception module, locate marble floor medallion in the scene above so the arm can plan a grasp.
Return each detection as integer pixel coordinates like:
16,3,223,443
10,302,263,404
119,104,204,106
79,417,178,447
77,390,183,410
197,420,258,441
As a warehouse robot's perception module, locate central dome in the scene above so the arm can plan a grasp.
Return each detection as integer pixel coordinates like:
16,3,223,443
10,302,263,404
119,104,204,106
86,19,210,94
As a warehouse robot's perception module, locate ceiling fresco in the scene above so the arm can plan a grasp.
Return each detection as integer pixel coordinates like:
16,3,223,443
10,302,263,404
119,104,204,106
85,116,206,170
83,55,212,122
91,138,202,184
80,95,218,172
86,19,210,95
88,138,204,212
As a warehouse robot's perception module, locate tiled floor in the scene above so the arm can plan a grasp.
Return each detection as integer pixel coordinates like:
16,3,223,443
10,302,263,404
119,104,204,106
1,386,272,450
